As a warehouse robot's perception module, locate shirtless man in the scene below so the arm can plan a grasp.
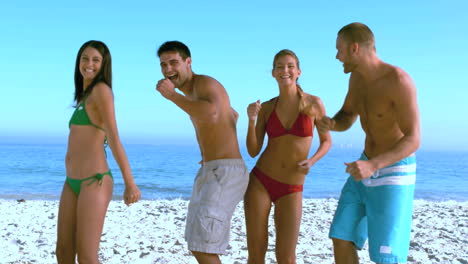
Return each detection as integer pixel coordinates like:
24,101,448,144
155,41,249,264
317,23,421,264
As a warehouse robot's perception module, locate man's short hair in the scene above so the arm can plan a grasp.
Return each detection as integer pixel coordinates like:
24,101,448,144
338,22,375,50
157,41,191,59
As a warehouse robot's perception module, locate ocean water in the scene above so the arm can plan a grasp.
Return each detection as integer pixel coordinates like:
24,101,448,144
0,143,466,201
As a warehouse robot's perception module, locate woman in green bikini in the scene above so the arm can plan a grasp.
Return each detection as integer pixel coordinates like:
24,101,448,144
56,40,141,263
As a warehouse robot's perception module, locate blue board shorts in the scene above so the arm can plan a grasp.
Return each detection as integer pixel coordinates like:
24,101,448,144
185,159,249,254
329,153,416,263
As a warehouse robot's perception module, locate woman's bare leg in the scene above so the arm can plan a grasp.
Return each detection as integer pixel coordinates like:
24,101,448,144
75,176,113,264
56,182,78,264
244,175,272,264
274,192,302,264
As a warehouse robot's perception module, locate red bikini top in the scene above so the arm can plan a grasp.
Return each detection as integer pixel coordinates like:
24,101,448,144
265,102,313,139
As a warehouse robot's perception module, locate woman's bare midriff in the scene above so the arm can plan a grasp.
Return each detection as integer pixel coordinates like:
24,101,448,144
255,136,312,185
66,126,109,179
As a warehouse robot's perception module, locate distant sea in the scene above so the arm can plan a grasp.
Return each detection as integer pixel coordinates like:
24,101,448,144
0,144,466,201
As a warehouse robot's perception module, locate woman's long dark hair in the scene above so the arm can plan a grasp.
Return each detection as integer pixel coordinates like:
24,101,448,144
73,40,112,104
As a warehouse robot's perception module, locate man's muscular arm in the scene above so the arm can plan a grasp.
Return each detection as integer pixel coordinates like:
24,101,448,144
318,75,358,133
157,76,221,122
333,74,359,131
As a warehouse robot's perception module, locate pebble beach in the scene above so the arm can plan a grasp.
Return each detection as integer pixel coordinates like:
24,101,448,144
1,199,466,264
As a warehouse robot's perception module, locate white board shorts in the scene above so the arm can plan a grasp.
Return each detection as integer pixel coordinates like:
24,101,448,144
185,159,249,254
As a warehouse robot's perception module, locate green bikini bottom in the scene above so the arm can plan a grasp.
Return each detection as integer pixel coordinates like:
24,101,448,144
66,171,113,196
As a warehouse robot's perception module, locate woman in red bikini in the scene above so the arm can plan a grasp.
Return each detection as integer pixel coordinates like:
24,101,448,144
56,40,141,263
245,49,332,263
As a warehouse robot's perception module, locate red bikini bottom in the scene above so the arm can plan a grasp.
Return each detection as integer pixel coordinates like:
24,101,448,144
252,167,303,203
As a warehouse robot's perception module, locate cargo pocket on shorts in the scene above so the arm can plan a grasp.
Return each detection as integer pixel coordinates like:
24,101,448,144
199,168,222,203
212,166,228,185
197,206,227,244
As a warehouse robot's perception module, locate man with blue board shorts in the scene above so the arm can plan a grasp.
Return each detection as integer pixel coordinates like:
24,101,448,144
317,22,421,263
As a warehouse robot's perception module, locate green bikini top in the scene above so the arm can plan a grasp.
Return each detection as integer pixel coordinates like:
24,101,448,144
69,97,105,132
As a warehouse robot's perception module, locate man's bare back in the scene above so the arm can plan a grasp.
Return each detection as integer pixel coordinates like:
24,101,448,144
187,75,241,162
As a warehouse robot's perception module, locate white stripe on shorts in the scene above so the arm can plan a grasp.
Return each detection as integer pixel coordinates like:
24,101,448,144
362,175,416,187
377,163,417,176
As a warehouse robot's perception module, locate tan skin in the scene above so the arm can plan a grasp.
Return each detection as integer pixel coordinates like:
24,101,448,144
156,51,241,264
245,55,332,264
317,34,421,264
56,47,141,264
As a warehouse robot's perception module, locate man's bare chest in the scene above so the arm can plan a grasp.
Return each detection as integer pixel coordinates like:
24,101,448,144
354,84,395,121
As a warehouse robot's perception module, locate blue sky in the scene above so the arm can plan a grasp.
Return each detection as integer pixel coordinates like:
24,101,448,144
0,0,467,151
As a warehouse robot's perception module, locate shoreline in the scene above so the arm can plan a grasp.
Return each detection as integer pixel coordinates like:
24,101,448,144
1,199,466,263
